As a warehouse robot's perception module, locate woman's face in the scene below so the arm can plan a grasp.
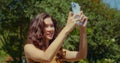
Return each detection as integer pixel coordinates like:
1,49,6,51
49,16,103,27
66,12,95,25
43,17,55,41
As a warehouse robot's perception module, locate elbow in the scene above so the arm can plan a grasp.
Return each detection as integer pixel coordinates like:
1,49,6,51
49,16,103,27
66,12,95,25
77,53,87,60
81,54,87,59
76,55,86,61
81,53,87,59
77,56,86,61
78,49,88,60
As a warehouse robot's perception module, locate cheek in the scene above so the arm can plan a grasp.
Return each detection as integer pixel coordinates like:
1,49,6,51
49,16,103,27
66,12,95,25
53,27,55,33
43,28,47,34
43,28,46,32
53,27,55,32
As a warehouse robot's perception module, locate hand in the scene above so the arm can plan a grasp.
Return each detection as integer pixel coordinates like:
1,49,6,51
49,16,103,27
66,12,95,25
65,12,76,32
75,11,88,27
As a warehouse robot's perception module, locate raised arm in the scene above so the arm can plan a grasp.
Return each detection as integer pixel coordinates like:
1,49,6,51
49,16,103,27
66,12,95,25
63,11,88,61
24,12,76,62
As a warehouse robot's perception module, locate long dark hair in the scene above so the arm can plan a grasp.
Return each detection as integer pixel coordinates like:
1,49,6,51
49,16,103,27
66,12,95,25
26,12,65,60
26,12,57,50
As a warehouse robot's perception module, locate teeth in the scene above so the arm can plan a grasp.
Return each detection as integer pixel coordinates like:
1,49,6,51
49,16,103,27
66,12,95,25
47,34,52,36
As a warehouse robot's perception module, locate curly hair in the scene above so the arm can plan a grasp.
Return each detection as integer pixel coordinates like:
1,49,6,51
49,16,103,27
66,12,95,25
26,13,57,49
26,12,65,61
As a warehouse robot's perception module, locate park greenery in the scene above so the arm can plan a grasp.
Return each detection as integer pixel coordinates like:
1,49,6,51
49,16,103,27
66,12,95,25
0,0,120,63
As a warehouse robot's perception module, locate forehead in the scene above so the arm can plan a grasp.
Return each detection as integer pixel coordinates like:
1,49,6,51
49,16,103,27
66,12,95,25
44,17,53,24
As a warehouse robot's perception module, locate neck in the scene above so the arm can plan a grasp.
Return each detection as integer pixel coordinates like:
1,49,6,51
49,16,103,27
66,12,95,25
45,39,49,48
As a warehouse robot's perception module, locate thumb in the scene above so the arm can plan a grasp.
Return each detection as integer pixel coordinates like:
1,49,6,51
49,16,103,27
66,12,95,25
68,11,73,18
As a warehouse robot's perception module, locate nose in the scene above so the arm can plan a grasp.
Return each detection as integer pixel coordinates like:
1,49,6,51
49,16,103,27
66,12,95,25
46,26,54,32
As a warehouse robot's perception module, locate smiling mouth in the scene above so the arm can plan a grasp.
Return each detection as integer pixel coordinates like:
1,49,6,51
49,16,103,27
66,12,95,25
47,34,53,37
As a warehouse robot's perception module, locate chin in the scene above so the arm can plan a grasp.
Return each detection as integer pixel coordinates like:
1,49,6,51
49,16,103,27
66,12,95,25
47,37,53,40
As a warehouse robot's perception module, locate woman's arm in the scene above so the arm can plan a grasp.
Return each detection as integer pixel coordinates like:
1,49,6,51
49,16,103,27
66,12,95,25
62,11,88,61
24,27,68,62
24,12,76,62
62,26,87,61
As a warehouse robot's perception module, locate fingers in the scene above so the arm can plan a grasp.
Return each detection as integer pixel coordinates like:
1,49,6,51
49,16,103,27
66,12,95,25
67,12,74,24
79,11,88,24
76,11,88,27
68,11,73,18
67,11,88,27
79,11,84,21
79,11,83,16
83,17,88,26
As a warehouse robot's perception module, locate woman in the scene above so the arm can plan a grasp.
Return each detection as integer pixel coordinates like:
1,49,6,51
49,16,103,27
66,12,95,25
24,11,88,63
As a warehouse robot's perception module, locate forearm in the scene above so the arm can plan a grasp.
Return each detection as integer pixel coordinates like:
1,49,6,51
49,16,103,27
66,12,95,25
78,26,87,58
45,26,69,61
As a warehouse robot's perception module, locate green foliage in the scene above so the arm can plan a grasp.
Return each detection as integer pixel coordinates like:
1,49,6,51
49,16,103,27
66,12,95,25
79,0,120,63
64,0,120,63
0,0,120,63
0,50,8,62
78,59,88,63
0,31,24,63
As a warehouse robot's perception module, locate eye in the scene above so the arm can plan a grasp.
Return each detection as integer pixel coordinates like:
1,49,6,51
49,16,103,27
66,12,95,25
45,24,48,27
50,24,54,27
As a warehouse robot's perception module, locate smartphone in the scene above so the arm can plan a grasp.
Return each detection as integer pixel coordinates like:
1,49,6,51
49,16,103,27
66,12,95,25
71,2,80,14
71,2,83,25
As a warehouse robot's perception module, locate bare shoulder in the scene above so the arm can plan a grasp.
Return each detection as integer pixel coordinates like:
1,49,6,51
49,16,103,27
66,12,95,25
24,44,44,54
24,44,45,61
24,44,34,49
24,44,43,56
24,44,35,52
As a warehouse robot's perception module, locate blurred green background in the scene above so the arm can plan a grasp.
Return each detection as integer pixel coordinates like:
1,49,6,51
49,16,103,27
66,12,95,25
0,0,120,63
